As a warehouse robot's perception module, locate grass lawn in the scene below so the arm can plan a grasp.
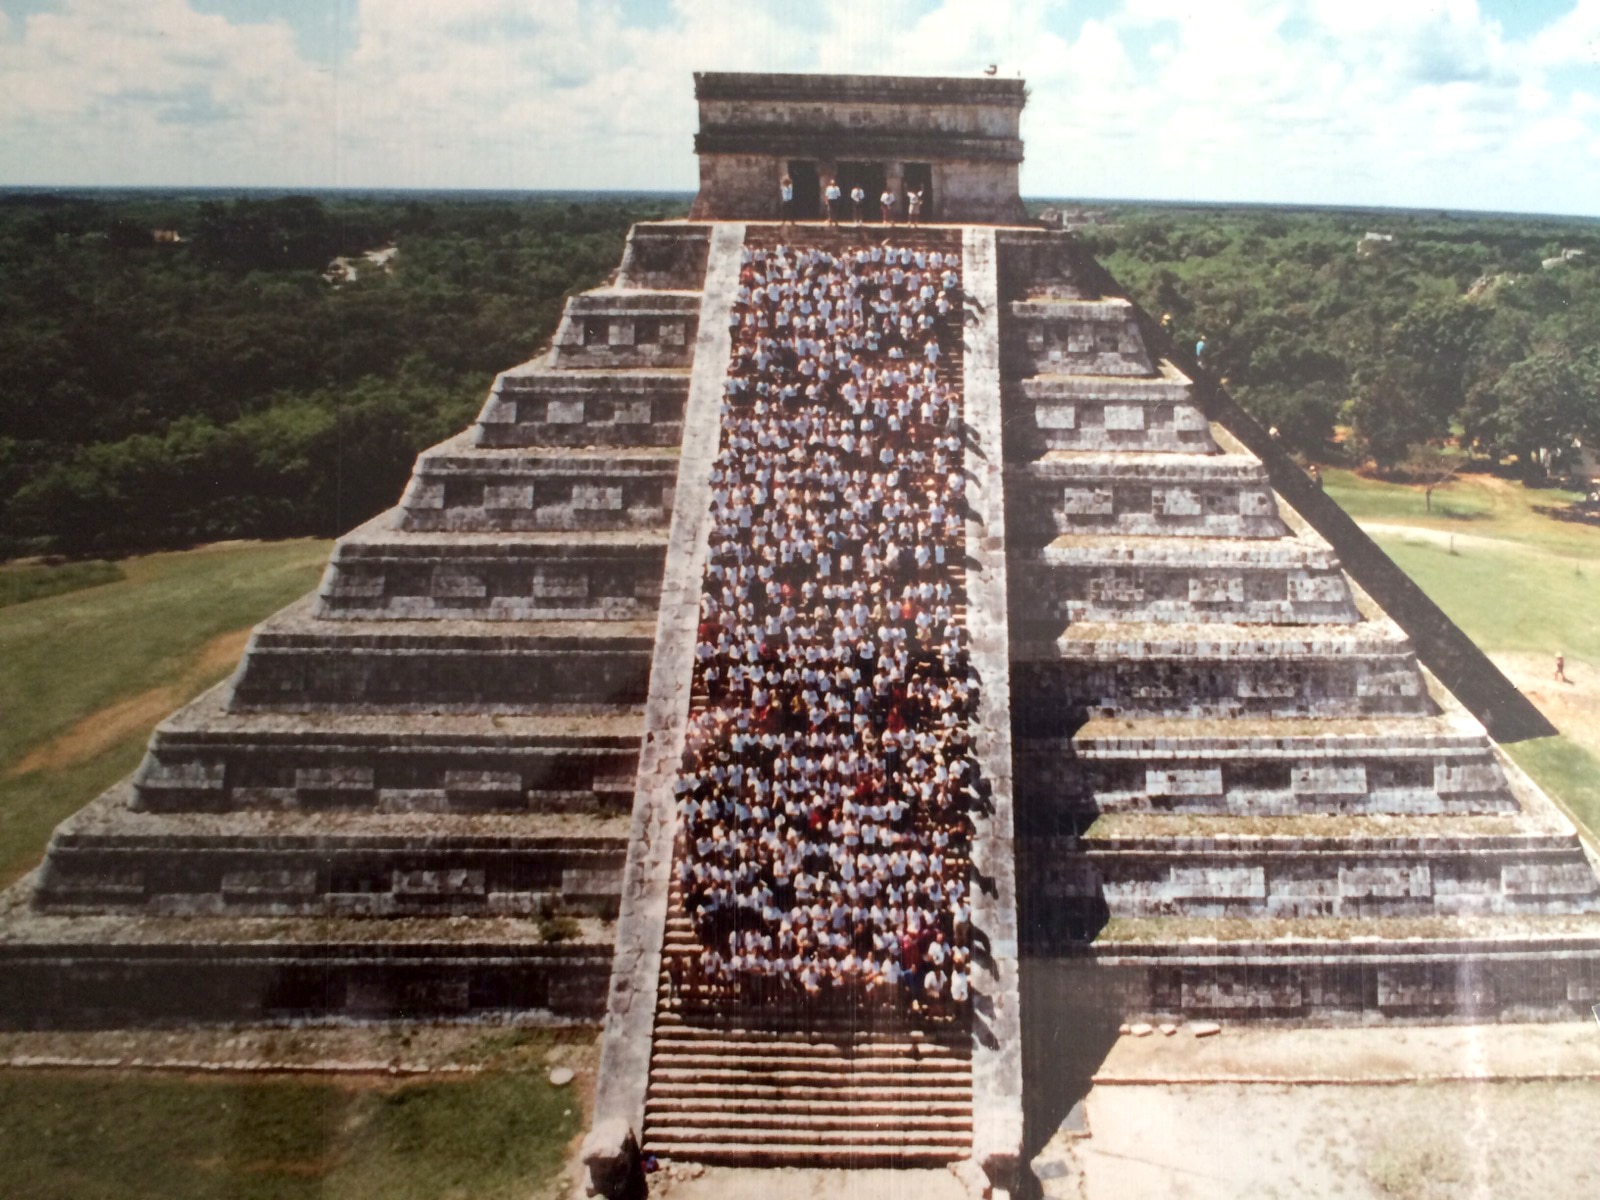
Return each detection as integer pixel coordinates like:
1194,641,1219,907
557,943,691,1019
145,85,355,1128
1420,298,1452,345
1320,467,1600,840
0,1063,581,1200
0,540,330,885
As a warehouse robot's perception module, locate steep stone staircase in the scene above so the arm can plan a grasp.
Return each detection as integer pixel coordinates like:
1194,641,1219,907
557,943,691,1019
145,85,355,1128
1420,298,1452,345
627,225,994,1168
643,874,974,1164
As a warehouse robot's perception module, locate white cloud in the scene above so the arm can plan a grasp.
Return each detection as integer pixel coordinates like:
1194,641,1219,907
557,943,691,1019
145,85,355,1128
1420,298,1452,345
0,0,1597,215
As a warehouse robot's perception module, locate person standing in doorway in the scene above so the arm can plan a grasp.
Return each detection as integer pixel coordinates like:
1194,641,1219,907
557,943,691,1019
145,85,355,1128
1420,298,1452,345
880,186,898,225
907,187,924,226
824,177,842,227
850,183,866,225
779,175,795,228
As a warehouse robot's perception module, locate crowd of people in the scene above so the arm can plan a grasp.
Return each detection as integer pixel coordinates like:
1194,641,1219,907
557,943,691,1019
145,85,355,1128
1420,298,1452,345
668,238,980,1017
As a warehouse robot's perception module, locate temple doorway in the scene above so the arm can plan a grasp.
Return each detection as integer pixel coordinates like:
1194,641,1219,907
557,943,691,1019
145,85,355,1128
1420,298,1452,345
785,160,820,220
904,162,934,221
836,161,887,222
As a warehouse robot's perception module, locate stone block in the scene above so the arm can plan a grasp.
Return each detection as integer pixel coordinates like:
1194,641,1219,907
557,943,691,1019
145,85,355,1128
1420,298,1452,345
484,485,536,509
1288,574,1346,602
1146,767,1222,797
1189,576,1244,604
1103,405,1145,431
393,869,487,897
1292,765,1367,795
1168,866,1265,899
547,399,586,424
1036,405,1076,430
1502,863,1599,896
614,400,653,424
572,486,624,511
1060,488,1114,515
220,869,318,897
1435,763,1503,794
1153,488,1202,516
1339,864,1431,898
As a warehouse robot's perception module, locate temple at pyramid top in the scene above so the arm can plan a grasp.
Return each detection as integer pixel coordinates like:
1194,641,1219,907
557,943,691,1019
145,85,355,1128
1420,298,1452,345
690,71,1029,224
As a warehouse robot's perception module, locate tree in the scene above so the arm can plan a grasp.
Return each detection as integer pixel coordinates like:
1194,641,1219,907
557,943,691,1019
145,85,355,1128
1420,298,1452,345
1348,367,1439,470
1461,349,1600,476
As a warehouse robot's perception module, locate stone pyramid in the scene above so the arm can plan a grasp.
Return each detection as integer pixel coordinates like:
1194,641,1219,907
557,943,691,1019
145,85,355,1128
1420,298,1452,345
3,69,1598,1199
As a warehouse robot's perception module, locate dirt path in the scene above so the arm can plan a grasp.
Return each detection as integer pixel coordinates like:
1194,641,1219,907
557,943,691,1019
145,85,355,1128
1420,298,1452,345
1489,649,1600,757
1360,522,1548,556
1035,1023,1600,1200
6,628,251,777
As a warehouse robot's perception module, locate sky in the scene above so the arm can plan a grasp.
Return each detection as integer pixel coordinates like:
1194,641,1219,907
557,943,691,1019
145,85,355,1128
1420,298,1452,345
1,0,1598,215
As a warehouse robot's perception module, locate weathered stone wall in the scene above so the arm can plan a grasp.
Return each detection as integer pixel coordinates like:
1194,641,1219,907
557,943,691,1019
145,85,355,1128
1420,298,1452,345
615,223,712,290
1010,536,1358,626
1004,369,1213,455
398,437,677,534
689,72,1026,222
316,519,666,623
1023,836,1598,928
1015,738,1518,822
1010,456,1287,541
34,790,627,919
549,293,700,370
475,370,688,450
1026,952,1600,1025
1002,300,1156,377
0,928,612,1028
125,685,643,818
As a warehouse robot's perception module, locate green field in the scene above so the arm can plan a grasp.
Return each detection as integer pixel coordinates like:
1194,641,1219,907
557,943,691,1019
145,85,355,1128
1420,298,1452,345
0,540,329,885
1322,468,1600,840
0,1054,582,1200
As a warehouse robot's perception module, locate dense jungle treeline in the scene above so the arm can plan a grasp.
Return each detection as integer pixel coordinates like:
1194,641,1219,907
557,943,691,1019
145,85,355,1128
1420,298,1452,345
3,194,1599,559
1074,204,1600,476
0,192,687,557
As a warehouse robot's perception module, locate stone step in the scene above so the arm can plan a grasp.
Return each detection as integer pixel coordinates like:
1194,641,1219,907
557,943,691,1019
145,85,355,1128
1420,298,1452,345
1011,530,1357,626
1000,296,1155,379
649,1068,972,1094
643,1128,970,1153
639,1139,966,1167
614,222,713,291
1014,619,1432,725
229,596,655,712
1063,912,1600,1019
0,878,615,1024
399,432,680,534
130,682,640,815
652,1022,965,1050
548,289,701,370
995,228,1100,303
644,1111,972,1134
316,509,668,621
32,783,628,918
645,1095,971,1117
474,360,690,449
1009,451,1287,540
1026,829,1599,925
650,1049,969,1073
646,1079,972,1103
1003,363,1214,455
